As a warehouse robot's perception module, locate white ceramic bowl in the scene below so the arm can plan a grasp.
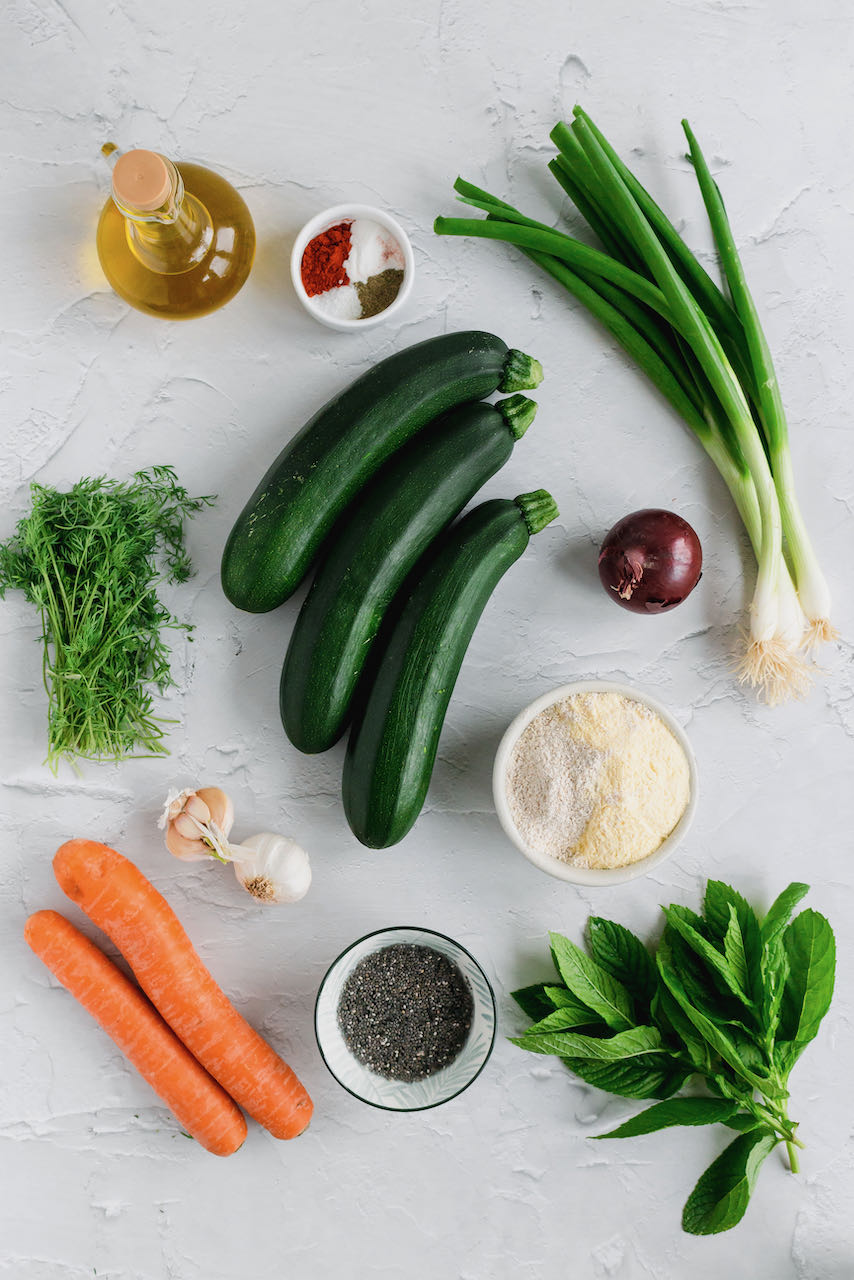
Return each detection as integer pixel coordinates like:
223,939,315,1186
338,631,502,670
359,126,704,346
290,204,414,331
492,680,698,886
314,926,496,1111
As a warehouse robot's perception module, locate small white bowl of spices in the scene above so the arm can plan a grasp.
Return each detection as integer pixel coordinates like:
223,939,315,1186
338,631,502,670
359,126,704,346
493,681,698,886
291,204,414,331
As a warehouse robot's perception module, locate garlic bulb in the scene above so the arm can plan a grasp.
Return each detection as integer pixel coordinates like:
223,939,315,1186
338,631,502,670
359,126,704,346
232,832,311,904
159,787,235,862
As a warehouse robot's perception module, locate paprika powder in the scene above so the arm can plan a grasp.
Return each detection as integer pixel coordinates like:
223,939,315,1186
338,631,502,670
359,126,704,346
301,221,352,296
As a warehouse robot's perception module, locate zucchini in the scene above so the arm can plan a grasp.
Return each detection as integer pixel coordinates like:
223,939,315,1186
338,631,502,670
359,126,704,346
342,489,559,848
221,331,543,613
280,395,538,754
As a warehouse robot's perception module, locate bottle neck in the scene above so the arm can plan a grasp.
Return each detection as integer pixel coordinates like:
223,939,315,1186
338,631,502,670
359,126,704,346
112,158,214,275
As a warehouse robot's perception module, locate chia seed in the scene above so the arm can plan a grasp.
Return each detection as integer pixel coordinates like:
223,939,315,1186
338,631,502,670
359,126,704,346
336,943,474,1082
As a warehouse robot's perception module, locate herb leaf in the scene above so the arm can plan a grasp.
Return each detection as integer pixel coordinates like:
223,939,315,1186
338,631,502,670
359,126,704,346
682,1131,778,1235
652,985,711,1074
548,932,635,1031
760,934,790,1039
0,467,213,769
523,1006,602,1035
761,883,810,946
544,985,596,1015
723,906,750,996
512,1025,663,1061
513,879,833,1236
588,917,658,1011
704,882,763,1003
560,1055,689,1100
595,1097,741,1139
657,940,784,1097
663,907,752,1007
511,983,561,1021
778,909,836,1050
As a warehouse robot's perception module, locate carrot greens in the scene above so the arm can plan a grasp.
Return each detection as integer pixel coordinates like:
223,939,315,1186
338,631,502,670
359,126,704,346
435,108,836,702
0,465,213,769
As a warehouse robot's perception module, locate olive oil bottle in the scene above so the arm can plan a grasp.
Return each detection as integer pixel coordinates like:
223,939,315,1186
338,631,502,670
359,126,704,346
96,144,255,319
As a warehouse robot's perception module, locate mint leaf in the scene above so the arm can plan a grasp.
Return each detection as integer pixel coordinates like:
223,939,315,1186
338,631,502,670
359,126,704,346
560,1054,689,1100
779,909,836,1049
595,1098,741,1139
705,882,763,1004
524,1006,603,1035
652,985,711,1073
548,932,635,1031
665,932,746,1026
511,983,558,1021
657,940,785,1098
703,881,748,937
723,906,750,997
773,1039,801,1078
544,985,598,1017
722,1112,763,1133
588,917,657,1011
669,903,708,935
682,1131,778,1235
513,1025,663,1061
663,907,753,1008
761,883,810,946
760,934,790,1038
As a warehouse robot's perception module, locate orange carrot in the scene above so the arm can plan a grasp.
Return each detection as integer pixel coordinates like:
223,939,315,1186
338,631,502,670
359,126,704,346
53,840,313,1140
24,910,247,1157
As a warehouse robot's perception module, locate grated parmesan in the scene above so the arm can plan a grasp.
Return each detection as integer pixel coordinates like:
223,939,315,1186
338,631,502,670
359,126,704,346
505,691,691,869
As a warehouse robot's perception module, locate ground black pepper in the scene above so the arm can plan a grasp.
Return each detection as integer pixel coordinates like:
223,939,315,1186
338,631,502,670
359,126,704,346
337,943,474,1082
355,267,404,318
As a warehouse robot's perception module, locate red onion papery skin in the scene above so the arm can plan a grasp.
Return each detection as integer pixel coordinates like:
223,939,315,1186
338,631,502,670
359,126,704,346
597,509,703,614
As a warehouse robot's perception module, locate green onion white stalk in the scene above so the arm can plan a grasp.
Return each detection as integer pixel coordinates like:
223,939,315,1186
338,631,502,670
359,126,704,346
435,109,834,702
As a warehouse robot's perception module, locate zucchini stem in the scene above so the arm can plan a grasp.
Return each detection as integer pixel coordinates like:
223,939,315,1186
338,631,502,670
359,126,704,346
497,394,538,440
516,489,559,535
501,348,544,392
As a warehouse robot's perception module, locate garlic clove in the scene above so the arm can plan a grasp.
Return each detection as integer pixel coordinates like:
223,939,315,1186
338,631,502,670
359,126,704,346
183,793,211,825
232,832,311,905
174,811,204,840
159,788,196,829
165,823,215,862
161,786,237,863
195,787,235,838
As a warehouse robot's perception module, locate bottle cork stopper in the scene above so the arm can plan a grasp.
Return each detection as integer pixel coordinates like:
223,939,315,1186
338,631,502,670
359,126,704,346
112,149,172,211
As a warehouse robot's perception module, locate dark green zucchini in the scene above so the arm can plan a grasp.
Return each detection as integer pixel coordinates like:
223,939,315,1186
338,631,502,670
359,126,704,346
221,331,543,613
280,395,538,754
342,489,559,848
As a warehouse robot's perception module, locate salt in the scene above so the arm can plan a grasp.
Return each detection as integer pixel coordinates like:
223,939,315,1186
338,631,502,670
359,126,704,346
311,282,362,320
345,219,405,283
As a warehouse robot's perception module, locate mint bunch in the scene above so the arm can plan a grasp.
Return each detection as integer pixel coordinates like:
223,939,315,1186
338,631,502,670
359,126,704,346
512,881,835,1235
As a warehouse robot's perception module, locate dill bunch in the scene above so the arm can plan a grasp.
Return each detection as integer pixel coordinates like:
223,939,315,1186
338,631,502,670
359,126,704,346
0,465,214,771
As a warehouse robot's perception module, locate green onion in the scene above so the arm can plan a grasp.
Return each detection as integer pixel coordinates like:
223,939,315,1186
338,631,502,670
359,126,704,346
680,120,836,653
435,109,831,702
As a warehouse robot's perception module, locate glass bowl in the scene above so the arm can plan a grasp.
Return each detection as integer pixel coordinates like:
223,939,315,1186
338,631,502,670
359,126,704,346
314,926,496,1111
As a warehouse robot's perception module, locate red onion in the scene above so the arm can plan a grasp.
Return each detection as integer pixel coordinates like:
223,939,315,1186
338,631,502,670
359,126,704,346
598,509,703,614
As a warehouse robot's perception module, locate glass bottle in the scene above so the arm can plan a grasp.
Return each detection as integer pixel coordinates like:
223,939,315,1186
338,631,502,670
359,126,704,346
96,144,255,319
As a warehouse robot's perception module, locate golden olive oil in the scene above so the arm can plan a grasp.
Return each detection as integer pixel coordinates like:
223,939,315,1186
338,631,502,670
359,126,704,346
96,150,255,320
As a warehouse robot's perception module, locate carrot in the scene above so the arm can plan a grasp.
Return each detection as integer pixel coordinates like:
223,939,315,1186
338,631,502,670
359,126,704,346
24,910,247,1157
53,840,313,1140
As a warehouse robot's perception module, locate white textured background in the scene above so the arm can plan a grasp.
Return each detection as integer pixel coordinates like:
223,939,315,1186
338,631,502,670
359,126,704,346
2,1,853,1276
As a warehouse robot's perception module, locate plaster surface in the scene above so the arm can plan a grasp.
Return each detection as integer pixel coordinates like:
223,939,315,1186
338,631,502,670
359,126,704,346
1,1,853,1276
